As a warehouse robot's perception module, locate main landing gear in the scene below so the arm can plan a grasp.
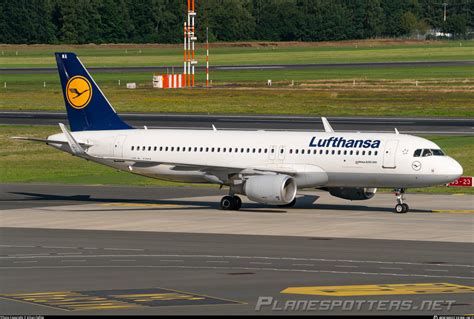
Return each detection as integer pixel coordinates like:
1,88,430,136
393,188,409,214
220,195,242,211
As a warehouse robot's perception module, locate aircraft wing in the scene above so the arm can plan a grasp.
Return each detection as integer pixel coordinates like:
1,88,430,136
108,157,298,176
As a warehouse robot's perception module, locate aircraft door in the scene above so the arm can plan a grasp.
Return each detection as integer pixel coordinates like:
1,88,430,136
113,135,127,158
269,145,277,161
382,140,399,169
277,145,286,161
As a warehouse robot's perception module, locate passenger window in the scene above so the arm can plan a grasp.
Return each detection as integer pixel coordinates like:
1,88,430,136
290,149,293,154
131,146,134,151
368,151,371,155
350,150,353,155
313,150,317,155
295,149,299,154
326,150,329,155
344,150,347,155
319,150,323,155
338,150,341,155
356,150,359,155
374,151,378,156
142,146,146,151
200,147,203,152
332,150,335,155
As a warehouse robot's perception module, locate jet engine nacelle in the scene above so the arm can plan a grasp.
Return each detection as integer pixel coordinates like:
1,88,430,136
327,187,377,201
242,174,297,205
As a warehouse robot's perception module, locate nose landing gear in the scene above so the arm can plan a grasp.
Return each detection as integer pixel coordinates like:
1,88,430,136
220,195,242,211
393,188,409,214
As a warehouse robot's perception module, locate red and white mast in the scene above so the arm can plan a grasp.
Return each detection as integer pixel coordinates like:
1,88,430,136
183,0,197,87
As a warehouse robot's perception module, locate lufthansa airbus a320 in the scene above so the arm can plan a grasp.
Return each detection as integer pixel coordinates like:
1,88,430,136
13,53,463,213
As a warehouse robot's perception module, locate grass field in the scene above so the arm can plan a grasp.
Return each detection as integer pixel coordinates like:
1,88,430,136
1,40,473,67
1,40,473,117
2,67,473,117
0,125,472,194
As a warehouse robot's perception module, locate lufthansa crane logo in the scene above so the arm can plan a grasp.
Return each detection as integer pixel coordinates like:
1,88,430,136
66,76,92,109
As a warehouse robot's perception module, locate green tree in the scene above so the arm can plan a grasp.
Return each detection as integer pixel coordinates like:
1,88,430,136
400,11,419,36
445,14,468,38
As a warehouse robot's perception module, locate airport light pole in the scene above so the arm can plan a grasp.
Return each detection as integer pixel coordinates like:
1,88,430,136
443,2,448,22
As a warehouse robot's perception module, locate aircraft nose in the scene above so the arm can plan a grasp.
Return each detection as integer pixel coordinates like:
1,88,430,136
446,157,463,181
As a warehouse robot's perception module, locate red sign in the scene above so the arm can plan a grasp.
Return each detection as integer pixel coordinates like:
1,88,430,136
448,176,473,187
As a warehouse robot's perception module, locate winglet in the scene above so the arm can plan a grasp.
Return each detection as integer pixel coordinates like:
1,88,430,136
394,128,399,134
59,123,87,156
212,124,217,131
321,117,334,133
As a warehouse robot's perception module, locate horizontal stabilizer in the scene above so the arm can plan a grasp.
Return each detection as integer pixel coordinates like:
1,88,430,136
11,136,92,147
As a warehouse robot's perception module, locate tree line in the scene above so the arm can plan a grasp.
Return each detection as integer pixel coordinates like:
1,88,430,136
1,0,472,44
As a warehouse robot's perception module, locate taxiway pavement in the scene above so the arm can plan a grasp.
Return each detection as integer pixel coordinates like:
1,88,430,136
0,184,473,315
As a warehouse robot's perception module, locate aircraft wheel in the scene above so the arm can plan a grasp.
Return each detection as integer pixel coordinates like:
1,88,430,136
233,196,242,210
220,196,234,210
394,203,408,214
402,203,409,213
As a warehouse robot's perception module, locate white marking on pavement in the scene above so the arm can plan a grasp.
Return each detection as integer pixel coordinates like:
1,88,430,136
104,248,145,251
1,265,472,280
0,254,471,268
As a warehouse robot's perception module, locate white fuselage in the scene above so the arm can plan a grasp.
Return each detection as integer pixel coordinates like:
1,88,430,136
48,129,463,189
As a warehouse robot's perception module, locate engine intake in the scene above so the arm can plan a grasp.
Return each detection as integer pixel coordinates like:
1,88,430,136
242,174,297,205
326,187,377,201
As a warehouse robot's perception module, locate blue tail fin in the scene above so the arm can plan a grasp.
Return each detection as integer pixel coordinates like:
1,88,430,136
55,52,133,132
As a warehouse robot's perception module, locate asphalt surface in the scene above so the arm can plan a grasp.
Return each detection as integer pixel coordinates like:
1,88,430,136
2,61,473,74
1,228,473,315
1,183,473,314
1,111,473,135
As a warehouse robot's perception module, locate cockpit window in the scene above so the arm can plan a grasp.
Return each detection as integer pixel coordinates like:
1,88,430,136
414,148,445,157
422,149,433,157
